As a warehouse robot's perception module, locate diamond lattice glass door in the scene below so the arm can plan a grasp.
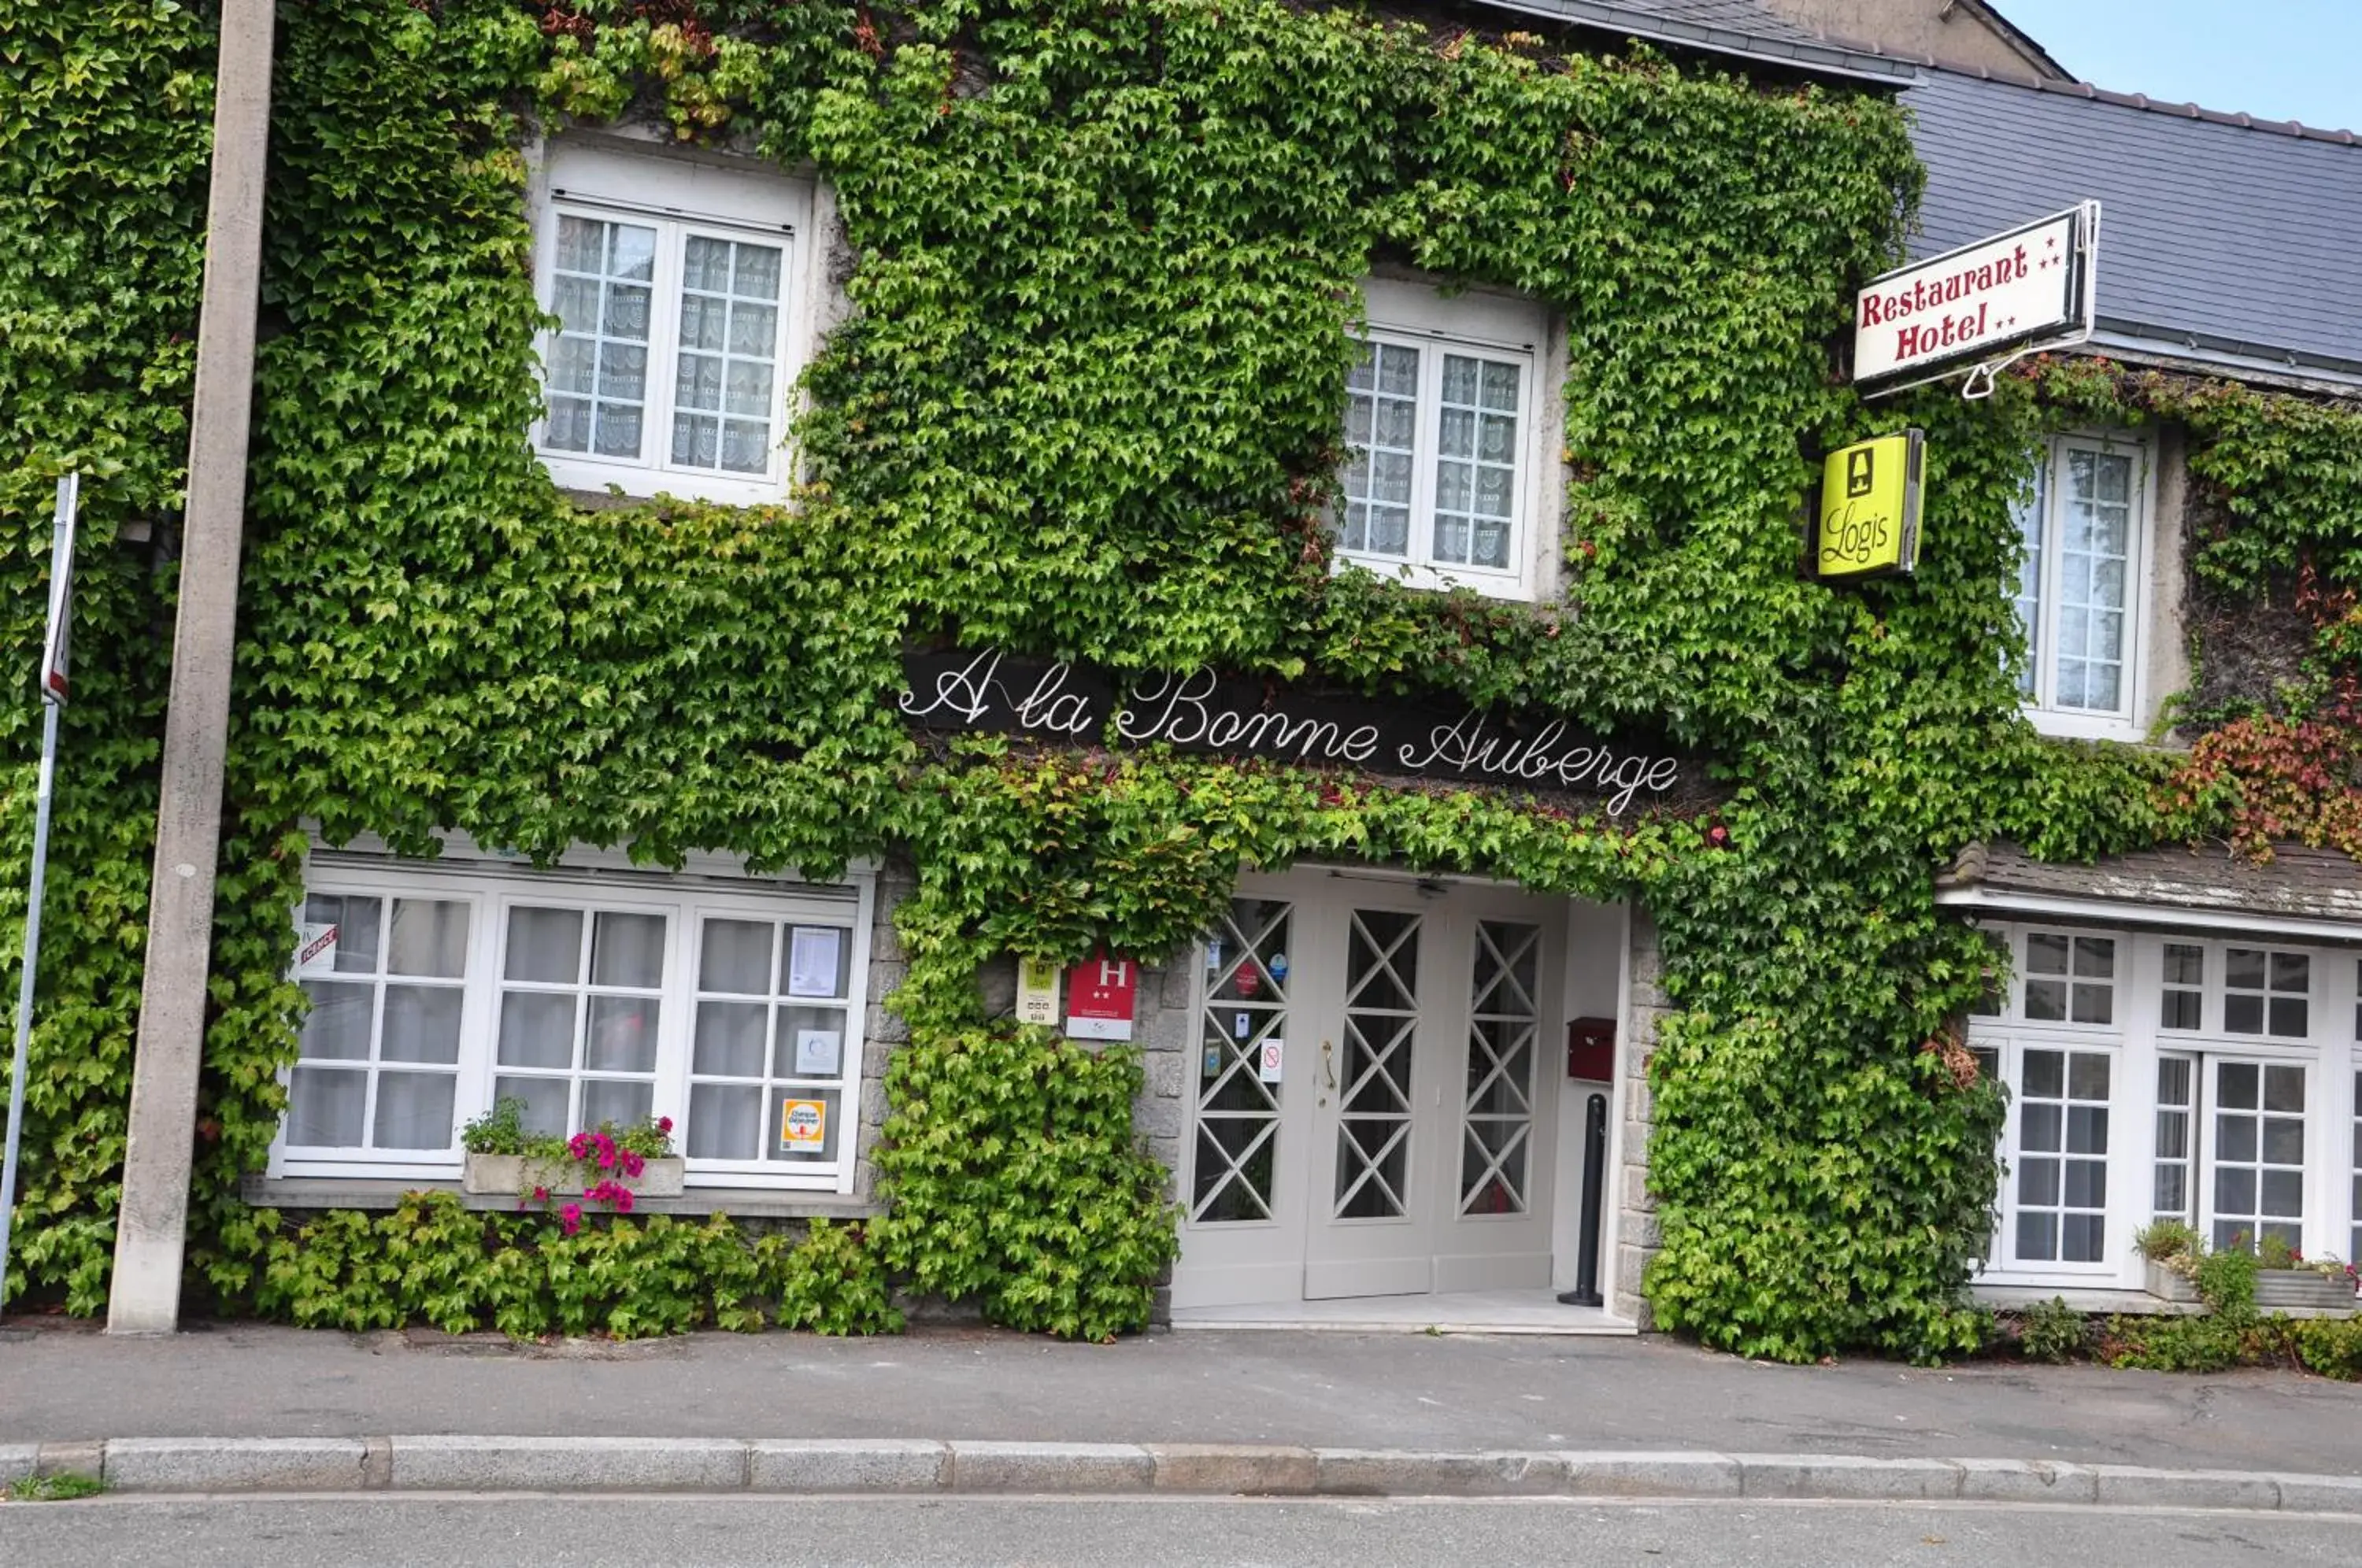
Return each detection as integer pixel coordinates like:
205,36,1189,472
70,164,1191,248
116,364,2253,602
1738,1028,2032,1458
1462,921,1540,1215
1191,899,1292,1224
1333,908,1420,1220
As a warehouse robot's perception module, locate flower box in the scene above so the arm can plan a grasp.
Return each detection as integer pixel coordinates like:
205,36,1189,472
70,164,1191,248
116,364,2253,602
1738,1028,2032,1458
2145,1259,2356,1316
2142,1259,2202,1305
463,1152,686,1199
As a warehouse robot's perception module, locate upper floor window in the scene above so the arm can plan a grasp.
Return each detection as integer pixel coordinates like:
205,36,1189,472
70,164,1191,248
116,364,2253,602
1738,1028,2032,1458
1335,279,1550,601
533,140,813,505
2012,432,2154,740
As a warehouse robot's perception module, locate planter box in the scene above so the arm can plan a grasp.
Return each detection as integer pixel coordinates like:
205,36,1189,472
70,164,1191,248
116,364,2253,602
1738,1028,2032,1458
2143,1259,2202,1305
462,1152,686,1199
2145,1259,2356,1316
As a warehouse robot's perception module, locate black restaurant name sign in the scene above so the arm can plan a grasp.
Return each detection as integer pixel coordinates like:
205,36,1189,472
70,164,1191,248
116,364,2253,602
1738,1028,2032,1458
898,649,1702,818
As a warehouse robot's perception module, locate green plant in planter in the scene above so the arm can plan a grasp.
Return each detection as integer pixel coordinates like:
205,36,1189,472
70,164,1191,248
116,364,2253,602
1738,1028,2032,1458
606,1114,678,1161
2134,1219,2201,1267
2255,1231,2304,1272
460,1096,534,1156
520,1119,681,1235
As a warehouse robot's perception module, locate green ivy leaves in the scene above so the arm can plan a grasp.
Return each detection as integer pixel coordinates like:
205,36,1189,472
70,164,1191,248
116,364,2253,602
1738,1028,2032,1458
5,0,2347,1358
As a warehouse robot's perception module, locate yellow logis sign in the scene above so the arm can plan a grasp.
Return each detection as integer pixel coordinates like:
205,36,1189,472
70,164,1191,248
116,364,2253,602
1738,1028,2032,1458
1816,430,1924,579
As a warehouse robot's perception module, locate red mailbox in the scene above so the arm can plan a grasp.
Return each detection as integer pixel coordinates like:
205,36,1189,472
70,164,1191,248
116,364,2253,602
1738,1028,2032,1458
1566,1017,1616,1081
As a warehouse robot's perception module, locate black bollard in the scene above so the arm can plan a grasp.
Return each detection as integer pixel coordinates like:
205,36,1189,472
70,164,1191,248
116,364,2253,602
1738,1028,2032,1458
1557,1091,1609,1308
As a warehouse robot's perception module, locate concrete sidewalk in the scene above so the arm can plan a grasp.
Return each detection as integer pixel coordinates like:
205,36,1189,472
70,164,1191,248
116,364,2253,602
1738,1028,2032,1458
4,1317,2358,1480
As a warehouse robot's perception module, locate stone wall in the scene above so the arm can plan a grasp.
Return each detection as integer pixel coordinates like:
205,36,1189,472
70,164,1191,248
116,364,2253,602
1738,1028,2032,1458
1612,906,1668,1328
851,857,916,1205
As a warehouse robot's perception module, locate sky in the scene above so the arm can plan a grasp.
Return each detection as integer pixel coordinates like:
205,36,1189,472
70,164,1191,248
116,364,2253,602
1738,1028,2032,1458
1993,1,2362,132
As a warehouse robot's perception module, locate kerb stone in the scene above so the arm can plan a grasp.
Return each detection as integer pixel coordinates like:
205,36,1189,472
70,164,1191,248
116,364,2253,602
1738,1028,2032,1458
748,1439,948,1492
1562,1451,1742,1498
947,1441,1154,1493
2090,1464,2282,1511
1953,1456,2098,1504
389,1435,749,1492
1737,1452,1964,1501
1314,1448,1570,1496
2270,1473,2362,1514
103,1437,369,1492
1146,1444,1316,1495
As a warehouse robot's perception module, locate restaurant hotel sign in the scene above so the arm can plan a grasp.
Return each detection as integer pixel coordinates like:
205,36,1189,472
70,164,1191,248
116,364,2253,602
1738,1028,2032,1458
1853,202,2098,392
899,649,1700,816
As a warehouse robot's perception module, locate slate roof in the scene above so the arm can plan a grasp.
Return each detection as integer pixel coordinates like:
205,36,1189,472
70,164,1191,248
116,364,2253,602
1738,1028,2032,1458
1938,842,2362,932
1465,0,1919,82
1906,66,2362,382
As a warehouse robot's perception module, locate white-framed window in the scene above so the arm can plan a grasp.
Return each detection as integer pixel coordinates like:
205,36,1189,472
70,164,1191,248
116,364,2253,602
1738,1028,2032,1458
276,848,872,1193
2013,1045,2113,1265
2153,1052,2195,1226
2144,942,2324,1255
2205,1058,2308,1252
287,893,473,1162
1335,278,1551,601
1968,919,2353,1284
1971,926,2123,1274
1970,925,2116,1026
2350,963,2360,1264
531,140,813,504
2155,940,2313,1041
2011,431,2157,741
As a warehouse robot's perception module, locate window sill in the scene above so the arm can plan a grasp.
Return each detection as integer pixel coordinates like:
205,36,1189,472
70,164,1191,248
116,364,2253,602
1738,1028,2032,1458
2023,707,2155,745
1332,557,1536,604
242,1174,877,1220
1967,1281,2202,1315
541,458,790,511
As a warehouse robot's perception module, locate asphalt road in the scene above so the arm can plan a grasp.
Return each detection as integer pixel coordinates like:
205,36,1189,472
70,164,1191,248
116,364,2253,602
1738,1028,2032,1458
9,1319,2362,1477
4,1493,2360,1567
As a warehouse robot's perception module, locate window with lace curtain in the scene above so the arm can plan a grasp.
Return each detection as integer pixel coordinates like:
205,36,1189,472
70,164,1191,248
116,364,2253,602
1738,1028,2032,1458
531,140,813,504
278,849,872,1193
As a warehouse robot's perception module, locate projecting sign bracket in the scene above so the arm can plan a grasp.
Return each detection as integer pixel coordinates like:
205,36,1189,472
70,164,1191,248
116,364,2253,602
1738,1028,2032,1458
1856,201,2101,400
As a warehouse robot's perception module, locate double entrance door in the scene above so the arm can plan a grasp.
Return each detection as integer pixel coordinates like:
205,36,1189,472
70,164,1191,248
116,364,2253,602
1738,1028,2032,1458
1173,870,1567,1309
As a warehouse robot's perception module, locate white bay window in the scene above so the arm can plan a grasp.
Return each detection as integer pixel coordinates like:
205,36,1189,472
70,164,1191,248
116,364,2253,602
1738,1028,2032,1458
276,846,873,1193
1969,920,2357,1288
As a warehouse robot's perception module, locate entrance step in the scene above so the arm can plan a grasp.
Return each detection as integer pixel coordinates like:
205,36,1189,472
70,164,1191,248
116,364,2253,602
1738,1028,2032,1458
1168,1289,1636,1335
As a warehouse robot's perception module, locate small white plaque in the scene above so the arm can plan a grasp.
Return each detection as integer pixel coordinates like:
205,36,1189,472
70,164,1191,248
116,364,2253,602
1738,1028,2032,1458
795,1028,842,1077
1258,1037,1284,1083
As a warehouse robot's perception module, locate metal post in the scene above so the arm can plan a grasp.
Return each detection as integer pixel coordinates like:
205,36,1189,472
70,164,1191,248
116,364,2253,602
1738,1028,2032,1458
0,702,63,1318
1557,1091,1609,1309
108,0,277,1334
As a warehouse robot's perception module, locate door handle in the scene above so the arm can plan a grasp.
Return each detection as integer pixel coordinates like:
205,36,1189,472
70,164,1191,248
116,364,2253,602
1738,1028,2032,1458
1320,1037,1337,1092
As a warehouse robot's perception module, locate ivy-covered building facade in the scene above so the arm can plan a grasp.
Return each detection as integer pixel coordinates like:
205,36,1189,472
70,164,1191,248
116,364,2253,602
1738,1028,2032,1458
3,0,2357,1357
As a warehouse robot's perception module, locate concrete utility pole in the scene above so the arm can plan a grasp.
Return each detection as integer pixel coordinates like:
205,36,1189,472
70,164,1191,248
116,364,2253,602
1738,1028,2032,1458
108,0,277,1334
